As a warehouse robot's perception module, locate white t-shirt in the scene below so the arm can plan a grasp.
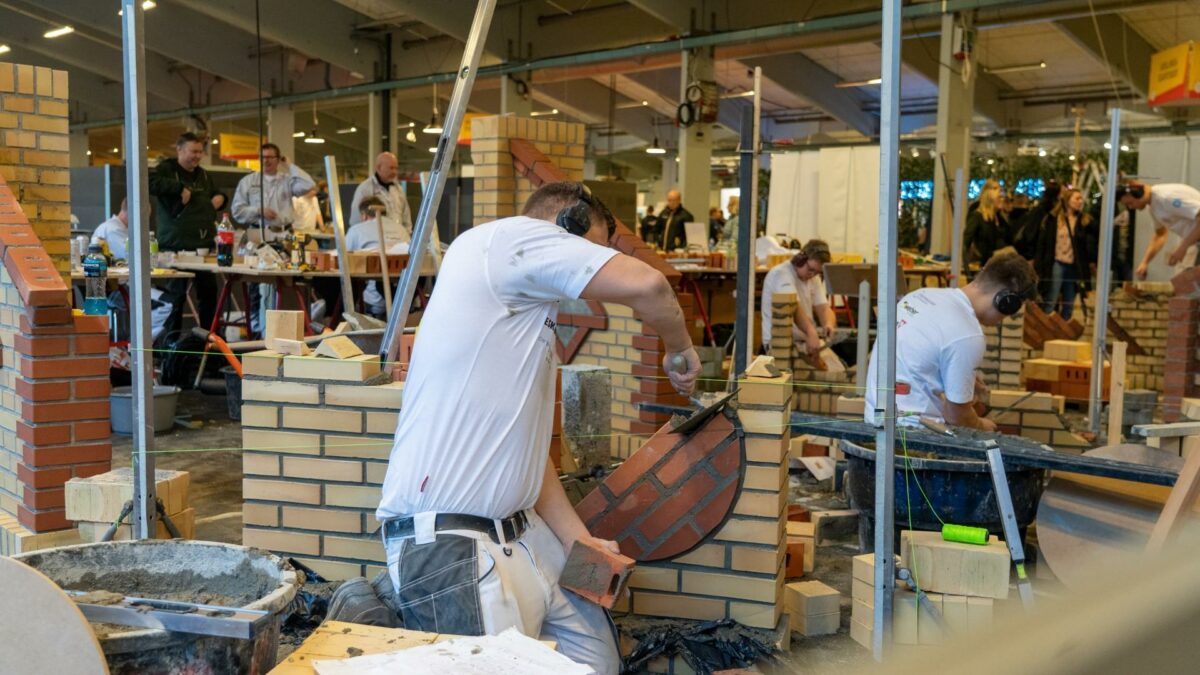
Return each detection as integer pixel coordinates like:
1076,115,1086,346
760,260,828,348
377,216,618,521
1149,184,1200,238
864,288,984,426
344,218,412,314
91,215,129,260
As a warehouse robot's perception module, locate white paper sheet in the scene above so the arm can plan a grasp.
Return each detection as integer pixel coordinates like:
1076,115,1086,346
311,628,594,675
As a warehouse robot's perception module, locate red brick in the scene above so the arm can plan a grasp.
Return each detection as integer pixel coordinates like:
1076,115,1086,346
22,399,109,423
19,314,75,335
788,505,810,522
23,485,64,510
632,364,661,378
4,247,67,307
73,420,111,441
558,538,635,609
786,540,806,578
22,441,111,467
631,392,689,408
639,378,678,395
647,521,704,560
73,334,109,355
13,334,67,356
639,350,665,366
575,486,610,525
640,472,715,542
590,480,661,542
17,462,70,489
802,442,829,457
632,335,662,351
21,356,108,379
629,421,665,436
640,323,660,338
637,408,672,424
602,430,677,496
72,462,111,479
693,481,739,533
73,314,108,334
0,223,40,256
14,377,69,402
17,504,70,532
74,378,111,399
711,439,741,477
1170,267,1200,298
656,426,732,487
23,304,72,326
17,420,70,445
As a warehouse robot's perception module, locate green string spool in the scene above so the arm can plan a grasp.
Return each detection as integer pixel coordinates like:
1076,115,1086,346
941,523,989,545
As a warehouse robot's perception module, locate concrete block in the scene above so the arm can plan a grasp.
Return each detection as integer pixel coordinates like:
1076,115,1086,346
561,364,612,471
900,529,1010,599
559,538,635,608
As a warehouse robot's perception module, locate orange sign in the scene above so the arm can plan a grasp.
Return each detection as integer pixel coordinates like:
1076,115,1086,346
1148,42,1200,107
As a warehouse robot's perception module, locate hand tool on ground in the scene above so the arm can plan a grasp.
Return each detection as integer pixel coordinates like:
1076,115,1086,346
102,498,181,543
667,353,736,436
369,204,394,319
66,590,271,639
323,156,386,331
987,391,1037,421
920,416,956,437
896,567,949,632
986,446,1035,609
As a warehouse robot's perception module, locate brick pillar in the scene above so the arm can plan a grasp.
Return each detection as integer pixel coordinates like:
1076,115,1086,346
469,116,585,226
768,292,797,372
1163,296,1199,422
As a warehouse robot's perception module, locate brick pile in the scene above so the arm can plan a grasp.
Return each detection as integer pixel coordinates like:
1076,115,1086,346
66,468,193,542
239,348,402,581
1081,284,1169,392
0,88,115,551
1021,339,1111,401
988,389,1090,449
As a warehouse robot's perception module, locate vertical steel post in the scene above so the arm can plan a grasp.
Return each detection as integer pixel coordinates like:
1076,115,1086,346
745,67,762,370
950,167,966,284
121,0,156,538
1090,109,1121,433
380,0,498,372
856,279,870,395
872,0,903,660
734,107,755,377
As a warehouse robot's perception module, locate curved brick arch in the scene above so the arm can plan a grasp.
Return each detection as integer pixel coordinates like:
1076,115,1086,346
574,411,744,561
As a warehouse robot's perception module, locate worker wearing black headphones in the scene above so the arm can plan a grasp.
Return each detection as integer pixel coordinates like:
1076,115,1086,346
864,251,1038,431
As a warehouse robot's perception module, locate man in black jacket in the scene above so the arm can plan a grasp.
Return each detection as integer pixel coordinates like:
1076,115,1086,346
658,189,695,251
149,132,226,335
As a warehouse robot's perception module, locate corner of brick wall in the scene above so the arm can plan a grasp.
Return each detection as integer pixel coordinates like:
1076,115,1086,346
239,350,404,581
470,115,585,225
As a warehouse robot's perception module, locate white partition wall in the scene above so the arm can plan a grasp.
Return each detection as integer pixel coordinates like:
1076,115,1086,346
767,146,880,256
1135,134,1200,281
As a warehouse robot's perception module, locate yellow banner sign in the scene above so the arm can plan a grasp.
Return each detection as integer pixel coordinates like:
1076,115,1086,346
218,133,262,160
1148,42,1200,107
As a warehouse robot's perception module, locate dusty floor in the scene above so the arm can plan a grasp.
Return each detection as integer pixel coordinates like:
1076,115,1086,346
111,390,877,673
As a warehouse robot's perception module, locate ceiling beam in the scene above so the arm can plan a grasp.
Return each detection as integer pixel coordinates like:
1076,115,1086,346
737,54,877,137
902,35,1012,128
1055,15,1156,100
172,0,380,78
626,0,694,33
530,79,657,144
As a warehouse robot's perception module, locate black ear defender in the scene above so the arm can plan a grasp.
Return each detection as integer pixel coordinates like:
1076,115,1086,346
556,183,595,237
993,282,1034,316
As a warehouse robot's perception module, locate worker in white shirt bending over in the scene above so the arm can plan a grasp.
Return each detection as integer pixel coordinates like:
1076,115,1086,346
759,240,835,358
376,181,700,675
865,252,1038,431
1120,182,1200,278
91,198,129,261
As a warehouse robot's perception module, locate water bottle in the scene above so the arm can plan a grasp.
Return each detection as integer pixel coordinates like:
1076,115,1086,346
83,244,108,316
148,232,159,268
216,212,235,267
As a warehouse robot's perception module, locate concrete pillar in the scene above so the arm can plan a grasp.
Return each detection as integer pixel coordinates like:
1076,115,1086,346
500,75,532,116
583,157,597,179
367,93,383,168
678,47,714,219
655,154,679,206
388,91,400,155
267,104,295,160
68,130,89,167
560,365,613,471
931,13,976,256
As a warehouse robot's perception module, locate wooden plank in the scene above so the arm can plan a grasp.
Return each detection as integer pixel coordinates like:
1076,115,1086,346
1146,446,1200,554
1131,422,1200,438
1107,341,1127,444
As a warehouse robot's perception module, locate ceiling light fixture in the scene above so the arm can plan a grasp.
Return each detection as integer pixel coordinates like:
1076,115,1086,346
424,82,443,134
85,150,91,156
405,129,417,143
111,147,119,153
428,147,437,153
1038,148,1047,157
304,101,324,143
44,26,74,39
211,138,219,146
529,108,559,117
1068,154,1077,161
0,45,9,55
336,126,357,134
645,137,666,155
616,99,651,110
118,2,155,15
984,61,1046,75
1120,144,1130,152
986,158,995,165
292,131,305,138
834,78,881,89
719,90,756,99
1103,141,1112,149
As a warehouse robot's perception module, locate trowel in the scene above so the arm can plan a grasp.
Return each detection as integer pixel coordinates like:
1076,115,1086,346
668,354,737,437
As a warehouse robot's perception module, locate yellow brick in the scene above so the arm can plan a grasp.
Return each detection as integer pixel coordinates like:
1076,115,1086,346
292,556,363,582
283,354,381,382
241,404,278,428
744,434,787,463
282,456,363,482
242,527,320,555
632,591,725,621
628,566,678,592
715,517,783,546
899,529,1010,599
21,115,68,135
243,452,280,477
52,70,67,99
786,580,841,616
242,429,321,455
3,130,34,148
732,489,785,518
730,545,783,574
365,411,397,434
38,135,69,152
737,372,792,407
324,382,404,409
22,150,68,167
243,350,283,377
0,65,13,93
739,405,791,435
242,478,321,504
364,461,387,485
324,434,393,460
0,112,16,128
324,535,386,562
39,169,69,184
243,503,278,527
743,463,786,491
281,406,362,433
242,379,319,404
681,570,778,603
281,506,362,533
672,543,726,568
325,484,380,509
729,600,781,629
37,99,67,117
33,67,52,96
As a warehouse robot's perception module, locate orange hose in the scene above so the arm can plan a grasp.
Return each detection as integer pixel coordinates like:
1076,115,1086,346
207,333,242,377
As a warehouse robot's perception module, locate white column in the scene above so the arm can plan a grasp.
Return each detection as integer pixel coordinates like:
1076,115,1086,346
267,104,295,160
69,129,89,167
368,93,383,166
931,13,976,256
678,47,714,219
388,90,400,155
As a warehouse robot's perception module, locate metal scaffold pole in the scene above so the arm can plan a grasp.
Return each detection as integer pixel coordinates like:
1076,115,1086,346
1090,109,1122,433
120,0,157,539
872,0,902,660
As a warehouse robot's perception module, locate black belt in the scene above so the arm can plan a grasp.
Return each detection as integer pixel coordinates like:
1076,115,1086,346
383,511,529,545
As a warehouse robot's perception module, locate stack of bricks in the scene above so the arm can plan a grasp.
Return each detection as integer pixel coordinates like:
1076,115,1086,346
239,347,404,581
65,468,193,542
1163,296,1199,422
1082,284,1170,392
1021,339,1110,401
979,311,1024,391
0,63,72,276
988,389,1090,449
469,115,585,226
785,580,841,637
0,162,114,551
767,292,844,415
616,370,791,649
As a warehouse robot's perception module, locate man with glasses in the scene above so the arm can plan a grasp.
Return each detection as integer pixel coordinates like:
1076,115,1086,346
759,239,835,358
231,143,316,242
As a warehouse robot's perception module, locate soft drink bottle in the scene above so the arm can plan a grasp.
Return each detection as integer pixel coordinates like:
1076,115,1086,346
83,244,108,316
216,212,235,267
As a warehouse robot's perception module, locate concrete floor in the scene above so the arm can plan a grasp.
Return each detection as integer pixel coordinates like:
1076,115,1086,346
111,390,876,673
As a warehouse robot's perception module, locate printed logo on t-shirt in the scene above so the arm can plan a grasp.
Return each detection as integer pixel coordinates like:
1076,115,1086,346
544,316,557,331
1174,198,1183,208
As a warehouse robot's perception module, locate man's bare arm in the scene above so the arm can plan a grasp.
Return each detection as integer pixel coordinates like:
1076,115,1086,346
1137,225,1169,278
943,399,996,432
535,456,619,555
1168,215,1200,266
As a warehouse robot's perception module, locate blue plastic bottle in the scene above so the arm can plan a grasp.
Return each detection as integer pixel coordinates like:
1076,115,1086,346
83,244,108,316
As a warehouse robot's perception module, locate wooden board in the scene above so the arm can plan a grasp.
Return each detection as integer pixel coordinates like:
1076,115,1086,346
0,557,109,675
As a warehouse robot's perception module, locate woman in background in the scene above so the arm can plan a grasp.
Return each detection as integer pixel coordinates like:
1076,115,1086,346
1036,189,1092,320
964,179,1010,266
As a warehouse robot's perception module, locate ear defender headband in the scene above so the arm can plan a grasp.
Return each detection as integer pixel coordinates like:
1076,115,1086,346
556,183,596,237
993,282,1034,316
